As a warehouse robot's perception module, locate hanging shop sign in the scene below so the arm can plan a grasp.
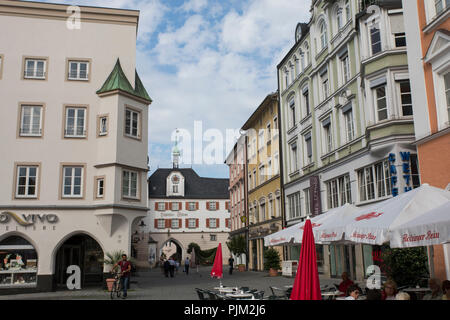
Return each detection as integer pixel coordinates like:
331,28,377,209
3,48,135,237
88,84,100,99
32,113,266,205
0,212,59,226
309,175,322,215
389,152,412,197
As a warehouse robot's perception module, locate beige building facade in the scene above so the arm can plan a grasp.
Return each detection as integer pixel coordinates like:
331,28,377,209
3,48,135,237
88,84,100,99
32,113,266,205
0,1,151,292
242,93,284,271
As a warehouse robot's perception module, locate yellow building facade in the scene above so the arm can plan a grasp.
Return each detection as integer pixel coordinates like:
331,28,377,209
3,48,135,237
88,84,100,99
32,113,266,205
242,93,284,271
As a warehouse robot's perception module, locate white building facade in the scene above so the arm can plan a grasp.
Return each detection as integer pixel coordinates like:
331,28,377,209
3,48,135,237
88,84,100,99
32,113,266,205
278,0,420,281
0,1,151,292
134,165,231,267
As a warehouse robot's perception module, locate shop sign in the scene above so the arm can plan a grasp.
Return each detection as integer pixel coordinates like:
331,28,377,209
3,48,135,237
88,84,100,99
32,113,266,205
0,211,59,226
389,151,412,197
309,175,322,215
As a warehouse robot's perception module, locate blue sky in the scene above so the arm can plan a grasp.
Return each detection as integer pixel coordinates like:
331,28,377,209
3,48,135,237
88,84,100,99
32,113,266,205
33,0,312,178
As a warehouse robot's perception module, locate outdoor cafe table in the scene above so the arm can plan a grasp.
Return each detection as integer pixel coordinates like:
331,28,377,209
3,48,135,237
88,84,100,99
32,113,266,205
226,292,254,299
321,291,343,300
213,287,237,294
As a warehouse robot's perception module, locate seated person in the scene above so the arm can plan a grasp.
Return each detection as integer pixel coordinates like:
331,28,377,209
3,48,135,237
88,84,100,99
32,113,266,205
338,272,354,296
366,289,382,300
442,280,450,300
423,278,442,300
345,284,361,300
395,292,410,300
381,280,397,300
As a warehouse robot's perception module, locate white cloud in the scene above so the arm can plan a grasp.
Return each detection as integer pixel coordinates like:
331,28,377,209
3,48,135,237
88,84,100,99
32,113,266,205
181,0,208,13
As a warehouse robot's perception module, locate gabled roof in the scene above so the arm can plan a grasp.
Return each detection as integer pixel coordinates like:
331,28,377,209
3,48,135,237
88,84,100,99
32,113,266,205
148,168,229,199
96,58,152,103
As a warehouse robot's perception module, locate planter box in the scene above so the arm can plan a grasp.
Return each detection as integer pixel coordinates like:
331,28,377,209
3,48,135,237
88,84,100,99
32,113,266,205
106,279,115,292
238,265,246,272
269,268,279,277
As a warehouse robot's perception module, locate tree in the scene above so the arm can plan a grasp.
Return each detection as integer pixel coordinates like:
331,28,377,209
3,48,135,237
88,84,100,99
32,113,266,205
381,247,429,287
264,248,281,271
226,235,247,258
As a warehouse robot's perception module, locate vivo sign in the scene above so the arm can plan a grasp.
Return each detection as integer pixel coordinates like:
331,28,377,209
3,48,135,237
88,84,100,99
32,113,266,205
0,211,59,226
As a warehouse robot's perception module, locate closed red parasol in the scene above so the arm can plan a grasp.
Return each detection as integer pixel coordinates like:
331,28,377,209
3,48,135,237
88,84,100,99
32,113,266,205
290,218,322,300
210,243,223,279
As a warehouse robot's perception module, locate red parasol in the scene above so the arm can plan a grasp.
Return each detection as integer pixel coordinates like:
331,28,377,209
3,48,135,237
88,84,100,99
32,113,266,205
290,218,322,300
210,243,223,279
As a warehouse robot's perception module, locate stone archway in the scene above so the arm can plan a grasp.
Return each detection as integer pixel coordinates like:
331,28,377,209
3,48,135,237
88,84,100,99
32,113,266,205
159,238,183,262
54,233,104,288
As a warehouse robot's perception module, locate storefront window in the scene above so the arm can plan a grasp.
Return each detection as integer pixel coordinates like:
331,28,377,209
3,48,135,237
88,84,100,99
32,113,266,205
0,236,38,288
363,244,389,278
316,245,324,274
289,245,301,262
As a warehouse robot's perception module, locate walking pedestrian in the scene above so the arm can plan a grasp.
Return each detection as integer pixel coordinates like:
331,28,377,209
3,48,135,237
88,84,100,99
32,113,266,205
228,256,234,275
184,257,190,275
112,254,131,299
163,259,170,278
168,257,175,278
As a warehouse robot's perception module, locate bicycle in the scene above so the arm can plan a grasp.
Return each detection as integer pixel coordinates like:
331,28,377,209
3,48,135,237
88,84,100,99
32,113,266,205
110,271,122,300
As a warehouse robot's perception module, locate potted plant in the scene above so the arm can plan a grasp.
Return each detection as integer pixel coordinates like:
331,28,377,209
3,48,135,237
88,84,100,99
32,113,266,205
264,248,281,277
226,235,247,271
104,250,136,291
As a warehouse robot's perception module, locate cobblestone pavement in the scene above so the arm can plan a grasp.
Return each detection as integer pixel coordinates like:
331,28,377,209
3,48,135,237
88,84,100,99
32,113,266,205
0,267,342,300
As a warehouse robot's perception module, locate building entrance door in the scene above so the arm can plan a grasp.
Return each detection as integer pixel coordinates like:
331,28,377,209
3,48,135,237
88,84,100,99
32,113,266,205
55,234,104,288
55,245,81,287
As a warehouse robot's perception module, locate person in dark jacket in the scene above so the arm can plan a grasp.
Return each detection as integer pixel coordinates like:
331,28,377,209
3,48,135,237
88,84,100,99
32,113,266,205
163,259,170,278
228,257,234,275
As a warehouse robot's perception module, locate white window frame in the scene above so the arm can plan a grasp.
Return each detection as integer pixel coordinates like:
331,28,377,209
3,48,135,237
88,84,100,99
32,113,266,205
188,202,196,211
16,165,39,198
24,58,46,79
122,169,138,199
68,61,89,81
209,202,217,211
96,177,105,198
20,105,43,137
209,218,217,228
304,188,311,216
125,108,140,138
398,80,413,116
375,85,388,121
289,98,296,128
65,107,87,137
357,159,391,203
157,202,165,211
394,32,406,48
288,192,301,219
99,116,108,136
369,23,382,55
321,72,329,101
341,54,350,84
62,166,83,198
320,21,328,50
343,108,355,143
171,219,180,229
290,142,298,173
326,175,352,209
157,219,165,229
323,122,333,154
188,218,197,229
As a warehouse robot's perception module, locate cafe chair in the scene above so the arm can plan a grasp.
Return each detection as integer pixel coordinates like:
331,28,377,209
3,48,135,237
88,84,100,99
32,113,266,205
195,288,206,300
